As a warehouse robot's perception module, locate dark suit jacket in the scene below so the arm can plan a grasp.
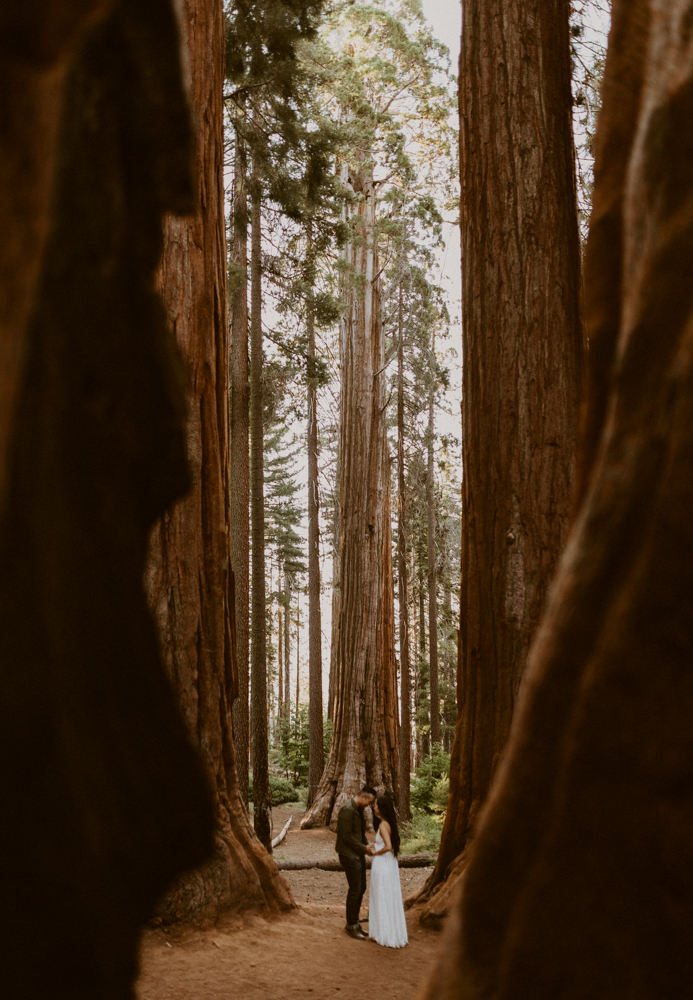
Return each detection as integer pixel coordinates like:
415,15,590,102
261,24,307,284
335,797,368,861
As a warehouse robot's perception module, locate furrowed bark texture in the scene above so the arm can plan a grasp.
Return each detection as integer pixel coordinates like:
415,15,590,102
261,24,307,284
411,0,582,922
307,295,324,807
397,281,411,823
229,117,250,808
146,0,292,920
0,1,111,506
284,570,291,719
0,3,216,994
249,171,272,852
301,170,398,829
422,2,693,995
427,334,440,746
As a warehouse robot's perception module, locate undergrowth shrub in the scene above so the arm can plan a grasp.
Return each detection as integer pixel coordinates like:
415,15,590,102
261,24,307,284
400,810,443,854
249,772,301,806
410,744,451,812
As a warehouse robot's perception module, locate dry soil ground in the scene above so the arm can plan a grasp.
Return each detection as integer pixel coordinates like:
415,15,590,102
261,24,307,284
137,802,442,1000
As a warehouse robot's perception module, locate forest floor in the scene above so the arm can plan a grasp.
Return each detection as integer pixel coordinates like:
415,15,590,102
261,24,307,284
137,802,442,1000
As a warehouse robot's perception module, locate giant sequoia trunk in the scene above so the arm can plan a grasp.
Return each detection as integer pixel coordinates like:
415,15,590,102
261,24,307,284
0,1,110,505
422,2,693,995
229,112,250,808
146,0,292,921
397,281,412,822
411,0,583,921
426,332,440,746
0,3,217,993
306,288,324,808
301,169,399,829
249,169,272,852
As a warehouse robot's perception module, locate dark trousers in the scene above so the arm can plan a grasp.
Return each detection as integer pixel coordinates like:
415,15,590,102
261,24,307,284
339,854,366,926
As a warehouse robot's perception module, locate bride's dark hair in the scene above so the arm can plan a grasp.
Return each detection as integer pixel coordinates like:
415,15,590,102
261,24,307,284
375,794,401,856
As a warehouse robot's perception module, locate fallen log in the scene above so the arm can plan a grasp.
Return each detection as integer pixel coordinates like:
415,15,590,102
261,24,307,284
275,854,437,871
271,815,292,849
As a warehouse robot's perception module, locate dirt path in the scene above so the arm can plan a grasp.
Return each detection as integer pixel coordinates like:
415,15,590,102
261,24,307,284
137,803,441,1000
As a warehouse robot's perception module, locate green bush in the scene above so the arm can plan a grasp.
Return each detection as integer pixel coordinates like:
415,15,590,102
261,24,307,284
400,810,443,855
430,774,450,813
249,773,301,806
269,706,333,786
410,743,451,812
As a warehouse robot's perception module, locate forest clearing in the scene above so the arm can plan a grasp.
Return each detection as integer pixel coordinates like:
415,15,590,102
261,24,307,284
4,0,693,997
137,804,437,1000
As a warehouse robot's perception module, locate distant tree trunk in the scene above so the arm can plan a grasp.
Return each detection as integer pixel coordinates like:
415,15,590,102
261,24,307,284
418,570,429,758
301,167,397,829
380,460,400,796
229,100,250,809
410,0,582,923
284,571,291,719
307,284,324,807
327,441,341,723
427,331,440,746
146,0,292,920
249,156,271,853
295,603,300,707
397,280,412,823
278,604,284,719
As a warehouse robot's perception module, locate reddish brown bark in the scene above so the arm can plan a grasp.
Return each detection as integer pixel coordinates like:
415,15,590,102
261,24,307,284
421,2,693,995
410,0,582,921
426,332,440,746
397,280,412,822
0,3,216,993
0,0,111,505
301,168,398,829
249,164,272,853
307,289,324,807
229,111,250,807
146,0,292,921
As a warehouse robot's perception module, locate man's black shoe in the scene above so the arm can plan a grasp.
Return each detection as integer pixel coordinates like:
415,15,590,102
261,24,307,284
345,924,368,940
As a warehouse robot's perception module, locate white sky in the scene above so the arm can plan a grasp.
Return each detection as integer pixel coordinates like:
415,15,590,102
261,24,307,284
421,0,461,65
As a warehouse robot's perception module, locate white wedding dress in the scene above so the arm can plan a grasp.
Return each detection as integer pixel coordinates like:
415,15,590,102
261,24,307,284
368,829,408,947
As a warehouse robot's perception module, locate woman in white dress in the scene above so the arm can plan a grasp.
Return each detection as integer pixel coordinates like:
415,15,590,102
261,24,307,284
368,795,408,947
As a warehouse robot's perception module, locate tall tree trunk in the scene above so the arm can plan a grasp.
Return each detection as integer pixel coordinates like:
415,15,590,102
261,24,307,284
327,440,341,723
379,459,400,796
410,0,582,923
301,168,397,829
295,602,300,707
307,285,324,808
284,571,291,720
421,3,693,995
278,604,284,720
0,3,217,989
397,280,412,822
229,102,250,808
418,569,429,758
427,330,440,746
249,158,271,852
146,0,292,920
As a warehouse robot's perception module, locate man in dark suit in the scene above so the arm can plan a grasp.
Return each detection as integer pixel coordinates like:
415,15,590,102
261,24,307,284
335,785,377,939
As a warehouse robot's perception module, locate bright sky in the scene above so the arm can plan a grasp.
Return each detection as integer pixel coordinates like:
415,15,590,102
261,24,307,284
421,0,461,65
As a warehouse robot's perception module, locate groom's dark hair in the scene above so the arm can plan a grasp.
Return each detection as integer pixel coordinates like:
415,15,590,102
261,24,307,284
360,785,377,798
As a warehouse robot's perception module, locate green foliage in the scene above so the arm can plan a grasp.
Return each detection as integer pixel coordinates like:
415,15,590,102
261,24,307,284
410,743,450,812
399,810,443,854
271,706,333,787
271,704,310,785
249,772,302,805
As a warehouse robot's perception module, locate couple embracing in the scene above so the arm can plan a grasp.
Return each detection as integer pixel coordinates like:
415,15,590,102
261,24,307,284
335,785,408,948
